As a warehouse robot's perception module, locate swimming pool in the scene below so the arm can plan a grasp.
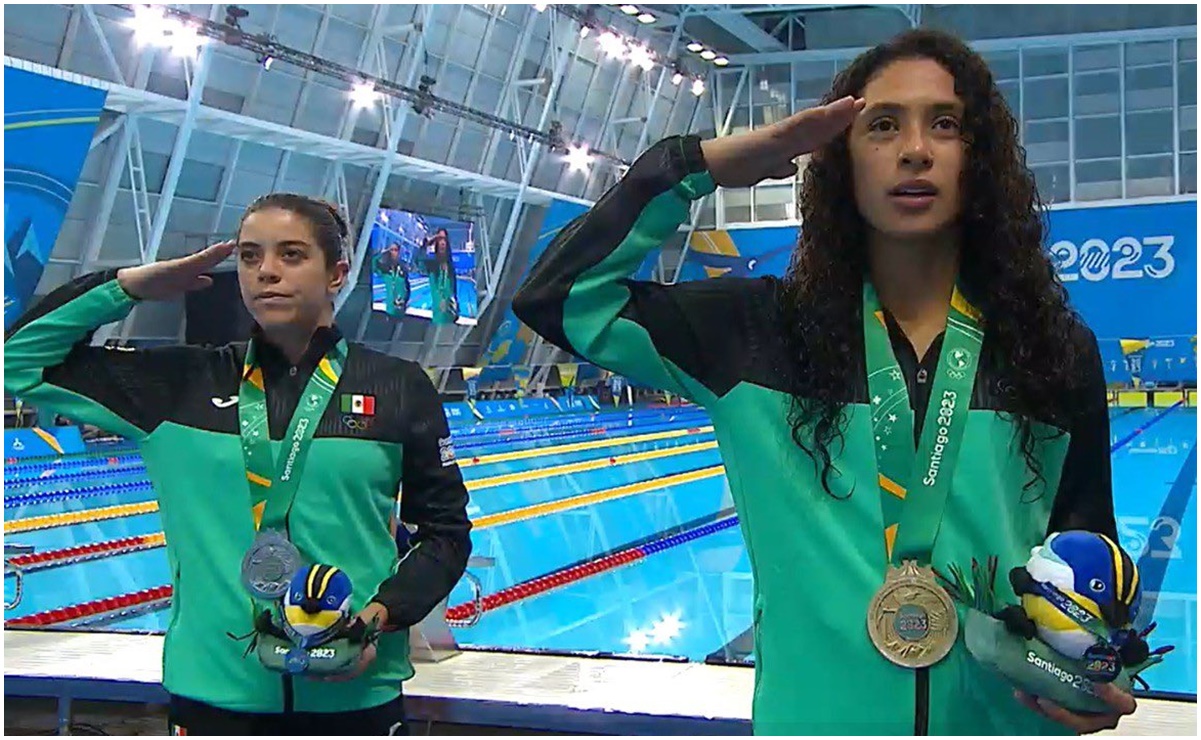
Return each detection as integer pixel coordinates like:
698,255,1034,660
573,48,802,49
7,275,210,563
4,404,1195,698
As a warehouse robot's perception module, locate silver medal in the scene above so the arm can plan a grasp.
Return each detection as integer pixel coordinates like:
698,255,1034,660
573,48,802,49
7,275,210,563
241,529,301,599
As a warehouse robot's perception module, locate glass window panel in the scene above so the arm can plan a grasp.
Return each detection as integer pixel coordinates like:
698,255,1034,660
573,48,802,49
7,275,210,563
1125,65,1174,111
753,104,789,129
1026,119,1070,145
1023,48,1069,77
1180,105,1197,152
1024,76,1069,120
728,106,751,136
1126,109,1174,156
1125,41,1173,67
1075,159,1122,200
698,197,716,228
752,65,790,106
724,188,752,207
1126,155,1174,197
1179,38,1196,62
1074,71,1120,115
794,60,837,100
1024,120,1070,165
998,80,1020,117
1074,44,1120,72
1031,163,1071,204
1075,116,1122,159
982,50,1019,81
1181,152,1196,194
725,205,753,223
795,75,833,103
755,184,797,222
1179,62,1197,106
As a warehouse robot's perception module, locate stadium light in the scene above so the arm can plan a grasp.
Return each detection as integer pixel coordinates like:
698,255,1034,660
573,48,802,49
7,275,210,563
350,81,379,108
565,144,594,172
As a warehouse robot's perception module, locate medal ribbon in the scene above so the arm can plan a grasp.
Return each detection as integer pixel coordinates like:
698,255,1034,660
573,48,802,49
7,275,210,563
1027,580,1114,643
863,281,984,566
237,337,348,534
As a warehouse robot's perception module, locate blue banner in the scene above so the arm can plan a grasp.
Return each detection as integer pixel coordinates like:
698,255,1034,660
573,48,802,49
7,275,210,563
678,199,1196,351
4,67,107,328
479,199,590,368
4,426,86,460
1046,200,1196,342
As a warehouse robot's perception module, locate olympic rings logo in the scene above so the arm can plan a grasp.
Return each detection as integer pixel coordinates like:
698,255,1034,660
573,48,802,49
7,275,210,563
341,415,372,431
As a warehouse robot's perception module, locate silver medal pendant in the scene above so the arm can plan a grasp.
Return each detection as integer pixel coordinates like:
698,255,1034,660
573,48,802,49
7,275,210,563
241,529,301,599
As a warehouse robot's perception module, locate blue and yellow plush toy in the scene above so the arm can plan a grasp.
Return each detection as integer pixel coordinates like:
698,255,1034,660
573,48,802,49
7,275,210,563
282,564,354,648
234,563,380,676
949,530,1173,713
1011,530,1147,666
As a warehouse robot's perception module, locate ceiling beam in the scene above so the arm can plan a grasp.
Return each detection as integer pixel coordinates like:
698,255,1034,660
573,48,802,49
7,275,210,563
706,11,787,52
724,23,1195,66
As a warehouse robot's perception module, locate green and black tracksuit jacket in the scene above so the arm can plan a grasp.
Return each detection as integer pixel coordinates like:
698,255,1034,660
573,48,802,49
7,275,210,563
4,270,472,715
512,135,1117,735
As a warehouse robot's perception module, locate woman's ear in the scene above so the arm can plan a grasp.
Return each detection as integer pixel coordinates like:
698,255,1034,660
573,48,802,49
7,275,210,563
328,259,350,294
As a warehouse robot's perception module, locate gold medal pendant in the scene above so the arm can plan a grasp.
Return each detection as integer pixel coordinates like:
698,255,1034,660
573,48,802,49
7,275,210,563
867,560,959,668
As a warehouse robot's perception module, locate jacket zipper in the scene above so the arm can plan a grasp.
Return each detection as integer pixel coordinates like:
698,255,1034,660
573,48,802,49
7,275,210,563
283,675,294,713
915,668,930,735
282,519,295,714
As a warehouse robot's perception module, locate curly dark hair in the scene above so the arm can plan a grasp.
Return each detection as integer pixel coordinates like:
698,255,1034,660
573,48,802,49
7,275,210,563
779,28,1083,496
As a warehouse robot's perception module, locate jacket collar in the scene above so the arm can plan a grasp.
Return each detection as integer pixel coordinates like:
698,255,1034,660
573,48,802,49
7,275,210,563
250,323,343,377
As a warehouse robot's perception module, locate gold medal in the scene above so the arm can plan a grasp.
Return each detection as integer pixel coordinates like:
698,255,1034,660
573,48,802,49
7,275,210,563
867,560,959,669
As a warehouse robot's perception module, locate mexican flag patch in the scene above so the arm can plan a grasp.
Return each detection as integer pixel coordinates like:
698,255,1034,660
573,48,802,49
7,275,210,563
340,394,376,416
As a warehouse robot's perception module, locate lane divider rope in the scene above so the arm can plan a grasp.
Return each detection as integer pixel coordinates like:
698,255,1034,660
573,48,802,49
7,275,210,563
446,515,741,622
4,480,154,509
5,501,160,534
6,586,172,629
6,533,166,571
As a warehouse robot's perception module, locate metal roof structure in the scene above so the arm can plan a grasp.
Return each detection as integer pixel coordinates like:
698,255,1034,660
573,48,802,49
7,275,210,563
4,3,1195,368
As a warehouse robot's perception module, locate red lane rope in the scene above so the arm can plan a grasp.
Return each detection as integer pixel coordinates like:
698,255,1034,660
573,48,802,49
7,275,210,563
7,533,166,571
6,586,172,628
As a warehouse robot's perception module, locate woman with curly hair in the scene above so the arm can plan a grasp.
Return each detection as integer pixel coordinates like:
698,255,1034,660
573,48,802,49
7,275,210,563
514,28,1134,735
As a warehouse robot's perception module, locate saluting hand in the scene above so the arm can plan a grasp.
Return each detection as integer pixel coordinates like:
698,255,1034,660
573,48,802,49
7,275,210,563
700,95,865,189
116,240,237,301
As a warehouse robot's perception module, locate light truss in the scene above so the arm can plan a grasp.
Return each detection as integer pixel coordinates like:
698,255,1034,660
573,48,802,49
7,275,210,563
3,57,591,211
115,3,630,168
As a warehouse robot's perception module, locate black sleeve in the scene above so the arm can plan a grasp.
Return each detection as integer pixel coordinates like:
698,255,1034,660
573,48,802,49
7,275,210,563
4,269,210,441
1047,324,1118,540
370,366,472,629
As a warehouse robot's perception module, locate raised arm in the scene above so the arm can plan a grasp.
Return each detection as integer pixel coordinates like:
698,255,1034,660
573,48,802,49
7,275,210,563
4,243,234,440
512,98,863,405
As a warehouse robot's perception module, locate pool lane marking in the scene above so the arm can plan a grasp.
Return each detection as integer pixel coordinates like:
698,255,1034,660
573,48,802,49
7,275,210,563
472,466,726,529
468,440,718,491
6,454,724,535
5,501,159,534
459,424,715,468
1111,402,1185,454
6,423,716,493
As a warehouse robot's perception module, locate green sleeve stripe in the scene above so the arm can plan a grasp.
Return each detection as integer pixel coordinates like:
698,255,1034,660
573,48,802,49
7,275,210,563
24,382,148,441
562,171,717,405
4,278,145,439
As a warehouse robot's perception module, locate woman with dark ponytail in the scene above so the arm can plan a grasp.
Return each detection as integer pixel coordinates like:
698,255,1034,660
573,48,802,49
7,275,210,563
5,192,472,734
